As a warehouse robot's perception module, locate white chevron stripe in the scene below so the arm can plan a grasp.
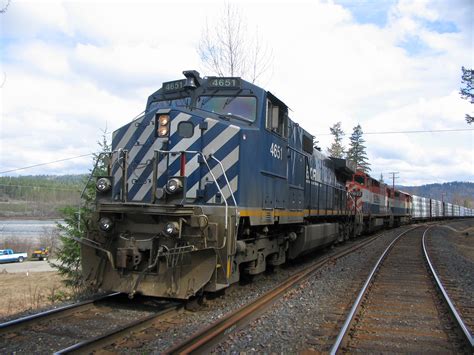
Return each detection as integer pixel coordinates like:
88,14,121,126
126,120,155,168
130,113,191,201
203,124,240,156
132,115,218,201
185,124,240,201
115,114,145,151
112,115,147,189
112,150,123,193
203,149,239,204
184,154,201,198
222,175,239,202
188,145,240,194
154,116,215,178
206,175,239,204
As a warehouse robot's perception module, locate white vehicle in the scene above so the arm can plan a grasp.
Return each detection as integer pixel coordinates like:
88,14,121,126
0,249,28,263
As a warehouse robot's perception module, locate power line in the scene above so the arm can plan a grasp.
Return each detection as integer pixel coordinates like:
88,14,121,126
0,153,93,175
318,128,474,136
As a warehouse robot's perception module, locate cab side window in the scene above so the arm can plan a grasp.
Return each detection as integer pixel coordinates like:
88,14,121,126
355,175,365,185
266,99,288,138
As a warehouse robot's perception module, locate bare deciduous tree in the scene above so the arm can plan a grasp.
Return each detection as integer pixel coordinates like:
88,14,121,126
327,122,345,158
197,3,272,83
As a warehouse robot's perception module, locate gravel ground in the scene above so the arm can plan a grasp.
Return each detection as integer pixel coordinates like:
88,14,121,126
0,295,164,353
0,259,55,273
105,227,409,353
426,219,474,332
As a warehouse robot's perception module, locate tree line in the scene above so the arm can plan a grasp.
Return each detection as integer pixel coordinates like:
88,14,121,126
0,175,84,217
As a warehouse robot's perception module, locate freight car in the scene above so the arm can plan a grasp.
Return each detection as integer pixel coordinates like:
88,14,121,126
410,195,473,221
80,70,473,300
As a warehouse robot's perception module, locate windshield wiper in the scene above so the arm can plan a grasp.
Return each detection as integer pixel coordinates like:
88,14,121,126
199,90,219,107
222,89,243,109
222,113,252,123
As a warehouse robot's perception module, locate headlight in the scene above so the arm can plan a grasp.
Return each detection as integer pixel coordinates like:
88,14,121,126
99,217,114,232
159,115,170,126
164,222,179,236
158,126,169,137
96,177,112,192
157,114,170,137
165,178,182,194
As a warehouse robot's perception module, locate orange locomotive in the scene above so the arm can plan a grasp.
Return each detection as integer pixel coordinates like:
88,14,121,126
347,171,411,233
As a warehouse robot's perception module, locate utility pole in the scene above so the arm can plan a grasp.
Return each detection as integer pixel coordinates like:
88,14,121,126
388,171,399,190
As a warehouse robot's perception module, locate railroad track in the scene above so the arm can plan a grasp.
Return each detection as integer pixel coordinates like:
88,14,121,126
330,226,473,353
164,228,406,354
424,225,474,347
0,292,120,336
0,293,180,354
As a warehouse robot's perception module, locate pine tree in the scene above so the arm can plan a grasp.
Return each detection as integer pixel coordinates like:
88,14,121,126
313,136,321,151
460,66,473,124
346,124,371,173
327,122,345,158
50,129,111,293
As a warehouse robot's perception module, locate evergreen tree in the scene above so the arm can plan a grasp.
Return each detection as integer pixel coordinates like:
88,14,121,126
50,129,111,293
327,122,345,158
460,66,473,124
346,124,371,173
313,136,321,151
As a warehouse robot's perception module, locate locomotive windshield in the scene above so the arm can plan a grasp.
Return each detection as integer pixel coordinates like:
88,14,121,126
148,97,191,112
197,96,257,122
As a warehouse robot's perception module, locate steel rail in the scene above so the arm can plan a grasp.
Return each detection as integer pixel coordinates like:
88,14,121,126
164,228,404,354
329,226,420,355
0,292,120,336
422,227,474,348
54,302,180,355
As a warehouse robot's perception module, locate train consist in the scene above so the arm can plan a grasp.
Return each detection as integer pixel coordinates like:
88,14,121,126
81,71,473,299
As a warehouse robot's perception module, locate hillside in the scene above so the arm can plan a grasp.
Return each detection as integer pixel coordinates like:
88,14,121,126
398,181,474,208
0,175,85,218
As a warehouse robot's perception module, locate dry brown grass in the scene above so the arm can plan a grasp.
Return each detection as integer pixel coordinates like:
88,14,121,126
0,271,73,319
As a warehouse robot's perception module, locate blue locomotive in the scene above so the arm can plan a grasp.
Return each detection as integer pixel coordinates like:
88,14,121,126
82,71,357,299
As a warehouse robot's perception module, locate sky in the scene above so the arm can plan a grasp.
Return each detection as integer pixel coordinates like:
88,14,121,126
0,0,473,185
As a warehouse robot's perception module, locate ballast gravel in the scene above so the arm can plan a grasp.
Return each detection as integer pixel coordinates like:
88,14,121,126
426,220,474,329
110,227,409,353
214,227,409,353
0,299,159,354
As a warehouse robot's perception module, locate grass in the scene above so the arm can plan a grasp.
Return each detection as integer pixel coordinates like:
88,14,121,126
0,271,73,320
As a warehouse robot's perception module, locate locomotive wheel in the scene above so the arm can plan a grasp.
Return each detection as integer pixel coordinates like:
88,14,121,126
185,294,205,312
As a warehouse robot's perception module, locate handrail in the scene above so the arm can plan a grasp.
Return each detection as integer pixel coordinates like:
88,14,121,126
80,152,110,199
78,151,112,231
154,149,233,249
209,154,239,228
